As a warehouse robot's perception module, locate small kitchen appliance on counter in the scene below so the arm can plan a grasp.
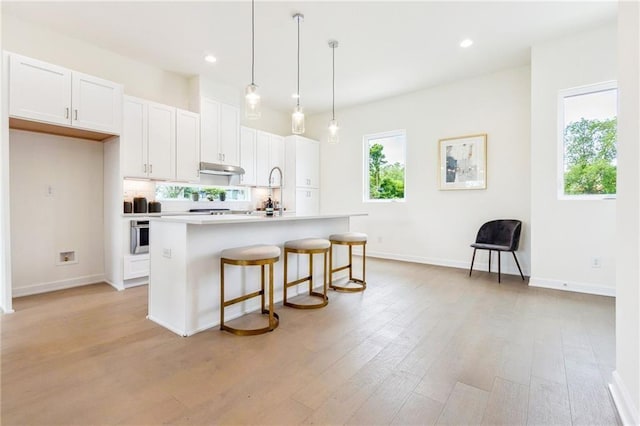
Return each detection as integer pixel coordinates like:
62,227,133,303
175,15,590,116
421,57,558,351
123,201,133,213
148,201,162,213
133,197,148,213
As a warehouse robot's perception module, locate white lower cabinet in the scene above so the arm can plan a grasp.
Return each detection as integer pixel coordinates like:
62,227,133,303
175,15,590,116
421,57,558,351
295,188,320,215
124,254,150,280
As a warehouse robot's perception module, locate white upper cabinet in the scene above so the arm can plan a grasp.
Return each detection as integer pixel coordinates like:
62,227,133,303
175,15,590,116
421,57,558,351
71,71,123,134
147,101,176,180
219,103,240,165
286,135,320,188
284,135,321,214
256,131,284,187
121,97,147,178
9,54,71,126
200,97,240,166
121,96,175,180
239,126,257,186
176,109,201,182
8,53,122,134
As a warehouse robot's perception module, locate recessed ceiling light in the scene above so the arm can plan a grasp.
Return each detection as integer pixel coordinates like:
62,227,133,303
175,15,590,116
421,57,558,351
204,54,217,63
291,93,300,99
460,39,474,48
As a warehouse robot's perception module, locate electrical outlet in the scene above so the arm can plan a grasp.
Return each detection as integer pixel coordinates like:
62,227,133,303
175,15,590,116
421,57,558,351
56,250,77,265
163,248,172,259
591,257,602,268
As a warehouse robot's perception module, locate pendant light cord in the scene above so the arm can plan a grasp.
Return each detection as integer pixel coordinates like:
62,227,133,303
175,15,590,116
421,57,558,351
251,0,255,85
296,15,301,107
332,45,335,120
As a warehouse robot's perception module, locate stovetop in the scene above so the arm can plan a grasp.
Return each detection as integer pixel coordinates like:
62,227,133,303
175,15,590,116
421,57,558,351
188,208,231,212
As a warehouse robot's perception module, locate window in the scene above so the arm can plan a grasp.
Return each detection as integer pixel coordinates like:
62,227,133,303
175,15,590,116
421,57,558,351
559,81,617,198
363,130,406,202
155,183,250,202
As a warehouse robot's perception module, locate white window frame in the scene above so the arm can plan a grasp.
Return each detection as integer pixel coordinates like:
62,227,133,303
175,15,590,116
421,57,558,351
362,129,407,203
557,80,617,200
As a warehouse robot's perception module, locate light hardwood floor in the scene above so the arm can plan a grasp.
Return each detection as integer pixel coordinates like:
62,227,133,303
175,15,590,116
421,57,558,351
1,258,619,425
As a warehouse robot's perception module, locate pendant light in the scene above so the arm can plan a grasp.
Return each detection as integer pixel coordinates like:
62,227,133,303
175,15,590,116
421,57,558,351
327,40,339,144
245,0,260,119
292,13,305,134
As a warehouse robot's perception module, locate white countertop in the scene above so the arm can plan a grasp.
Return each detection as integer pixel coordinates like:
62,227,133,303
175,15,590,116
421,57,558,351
150,212,366,225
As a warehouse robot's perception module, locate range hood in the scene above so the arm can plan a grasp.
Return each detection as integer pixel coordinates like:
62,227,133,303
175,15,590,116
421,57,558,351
199,162,245,176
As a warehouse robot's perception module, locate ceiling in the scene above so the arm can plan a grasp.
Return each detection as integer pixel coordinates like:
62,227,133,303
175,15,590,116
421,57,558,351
2,1,617,115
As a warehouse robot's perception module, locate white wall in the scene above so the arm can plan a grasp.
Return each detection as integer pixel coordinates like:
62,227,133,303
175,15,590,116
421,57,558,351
1,14,190,109
307,66,531,276
530,24,617,296
190,76,290,136
9,130,105,296
612,2,640,424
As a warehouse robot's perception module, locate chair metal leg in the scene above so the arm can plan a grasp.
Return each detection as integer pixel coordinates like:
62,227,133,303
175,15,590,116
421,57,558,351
488,250,492,273
469,248,477,276
498,251,501,283
512,251,525,280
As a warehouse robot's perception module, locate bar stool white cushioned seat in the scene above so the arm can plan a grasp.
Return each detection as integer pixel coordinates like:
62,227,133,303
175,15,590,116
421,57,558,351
329,232,367,292
220,244,280,336
283,238,330,309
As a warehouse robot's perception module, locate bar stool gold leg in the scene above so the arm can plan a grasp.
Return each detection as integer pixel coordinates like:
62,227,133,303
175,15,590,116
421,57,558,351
329,241,367,292
283,247,329,309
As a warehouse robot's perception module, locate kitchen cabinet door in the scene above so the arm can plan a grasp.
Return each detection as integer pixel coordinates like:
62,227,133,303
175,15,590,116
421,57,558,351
121,97,148,178
295,188,320,215
219,103,240,165
71,71,123,134
9,53,72,126
239,126,257,186
200,97,220,164
255,131,271,187
270,134,285,186
147,102,176,180
295,137,319,188
176,109,200,182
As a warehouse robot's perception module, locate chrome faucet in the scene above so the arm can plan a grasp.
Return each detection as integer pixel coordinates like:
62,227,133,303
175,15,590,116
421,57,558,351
268,166,284,216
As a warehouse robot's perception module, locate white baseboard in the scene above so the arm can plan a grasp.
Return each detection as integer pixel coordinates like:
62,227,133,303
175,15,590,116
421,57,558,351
365,250,527,277
609,370,639,425
13,273,106,297
104,279,125,291
147,315,188,337
529,276,615,297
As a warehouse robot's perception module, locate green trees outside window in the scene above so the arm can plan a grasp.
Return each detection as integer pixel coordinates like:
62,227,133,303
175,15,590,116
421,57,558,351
560,83,617,197
563,117,617,195
365,130,406,201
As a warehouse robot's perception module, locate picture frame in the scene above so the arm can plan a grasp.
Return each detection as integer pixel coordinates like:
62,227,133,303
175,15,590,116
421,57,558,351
438,133,487,190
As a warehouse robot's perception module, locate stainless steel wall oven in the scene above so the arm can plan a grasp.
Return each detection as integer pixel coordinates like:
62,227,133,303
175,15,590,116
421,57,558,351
130,220,149,254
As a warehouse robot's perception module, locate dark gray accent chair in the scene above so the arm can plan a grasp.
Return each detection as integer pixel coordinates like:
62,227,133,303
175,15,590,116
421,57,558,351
469,219,525,283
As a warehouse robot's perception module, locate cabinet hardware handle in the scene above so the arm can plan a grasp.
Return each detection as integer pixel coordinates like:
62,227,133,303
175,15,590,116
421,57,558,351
144,164,147,173
149,164,153,174
65,107,69,119
74,109,78,120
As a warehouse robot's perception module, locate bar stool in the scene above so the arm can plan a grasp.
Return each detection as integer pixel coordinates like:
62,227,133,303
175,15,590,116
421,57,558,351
283,238,330,309
220,244,280,336
329,232,367,292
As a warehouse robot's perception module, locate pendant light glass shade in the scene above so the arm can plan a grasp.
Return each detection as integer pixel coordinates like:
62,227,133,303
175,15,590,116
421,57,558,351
328,119,339,144
292,105,305,134
327,40,339,144
245,83,261,119
245,0,260,119
292,13,305,135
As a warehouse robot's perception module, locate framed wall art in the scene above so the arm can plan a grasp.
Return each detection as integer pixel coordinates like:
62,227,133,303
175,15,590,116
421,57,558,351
438,133,487,190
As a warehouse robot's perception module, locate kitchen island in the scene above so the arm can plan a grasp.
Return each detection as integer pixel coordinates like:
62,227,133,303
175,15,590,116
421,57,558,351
148,213,365,336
